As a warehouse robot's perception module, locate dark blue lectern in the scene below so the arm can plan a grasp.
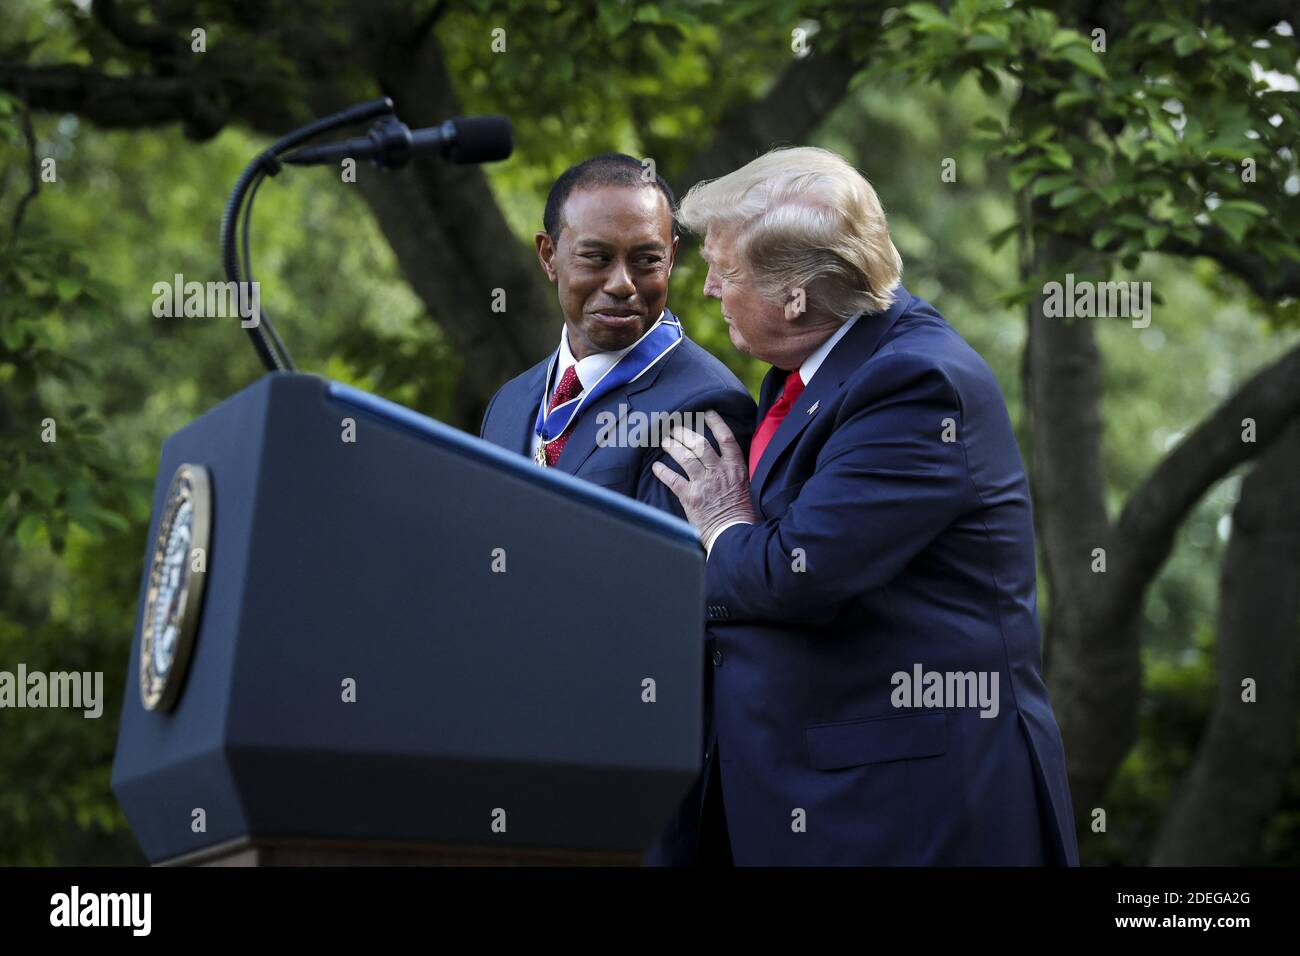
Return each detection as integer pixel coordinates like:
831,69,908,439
111,374,705,865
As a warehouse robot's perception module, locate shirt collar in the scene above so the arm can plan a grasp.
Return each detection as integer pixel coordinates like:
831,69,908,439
798,314,860,385
555,310,665,392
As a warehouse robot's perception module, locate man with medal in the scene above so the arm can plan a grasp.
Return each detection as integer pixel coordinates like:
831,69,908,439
479,153,756,865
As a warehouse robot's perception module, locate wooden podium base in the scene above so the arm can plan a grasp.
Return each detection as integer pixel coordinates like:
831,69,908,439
159,836,643,867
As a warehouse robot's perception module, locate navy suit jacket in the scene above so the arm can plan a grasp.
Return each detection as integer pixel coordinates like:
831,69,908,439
479,315,756,517
479,313,757,865
705,287,1079,865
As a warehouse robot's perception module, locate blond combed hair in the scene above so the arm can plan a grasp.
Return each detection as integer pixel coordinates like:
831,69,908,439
677,146,902,319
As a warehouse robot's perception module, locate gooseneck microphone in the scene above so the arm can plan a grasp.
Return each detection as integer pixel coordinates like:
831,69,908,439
220,100,514,372
281,115,513,169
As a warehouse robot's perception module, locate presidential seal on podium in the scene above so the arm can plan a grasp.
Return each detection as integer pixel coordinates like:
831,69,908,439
139,463,211,712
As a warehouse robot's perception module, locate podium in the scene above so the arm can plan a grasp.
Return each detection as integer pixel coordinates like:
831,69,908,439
111,374,706,865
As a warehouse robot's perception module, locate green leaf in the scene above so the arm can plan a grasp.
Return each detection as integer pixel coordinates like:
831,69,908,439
28,471,62,506
1092,226,1121,249
88,506,130,533
16,513,44,549
936,67,965,93
1152,120,1178,147
966,33,1006,52
1095,183,1124,205
1209,206,1254,243
993,278,1043,307
1053,90,1093,110
1009,162,1039,191
904,3,953,29
1214,199,1268,218
1144,225,1170,248
0,321,26,350
1042,143,1074,170
1173,34,1201,57
1050,29,1081,51
20,273,50,297
1028,124,1058,144
598,2,634,36
989,222,1020,251
55,278,81,302
1145,23,1186,44
1057,45,1107,80
1030,173,1077,197
1049,185,1090,208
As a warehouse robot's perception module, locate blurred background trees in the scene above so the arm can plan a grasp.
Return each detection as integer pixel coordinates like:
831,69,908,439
1,0,1297,864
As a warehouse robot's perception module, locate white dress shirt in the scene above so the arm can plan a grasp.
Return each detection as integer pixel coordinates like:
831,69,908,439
704,315,861,555
797,314,859,385
529,314,662,459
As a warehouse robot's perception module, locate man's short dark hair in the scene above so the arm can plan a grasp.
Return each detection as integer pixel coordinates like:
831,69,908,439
542,153,677,243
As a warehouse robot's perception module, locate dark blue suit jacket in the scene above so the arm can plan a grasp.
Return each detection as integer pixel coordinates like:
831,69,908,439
479,314,757,865
705,287,1079,865
479,317,756,519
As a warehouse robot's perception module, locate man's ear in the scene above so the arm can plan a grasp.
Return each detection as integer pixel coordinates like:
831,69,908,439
783,286,808,322
669,234,680,270
535,231,559,284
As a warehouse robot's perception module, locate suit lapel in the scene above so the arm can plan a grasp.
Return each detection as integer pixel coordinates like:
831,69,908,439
750,288,912,500
509,360,550,456
756,365,786,421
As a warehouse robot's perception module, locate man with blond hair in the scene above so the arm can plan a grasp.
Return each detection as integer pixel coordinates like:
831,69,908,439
653,147,1078,865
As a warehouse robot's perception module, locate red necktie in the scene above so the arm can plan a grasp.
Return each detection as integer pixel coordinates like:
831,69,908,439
543,365,583,467
749,371,805,478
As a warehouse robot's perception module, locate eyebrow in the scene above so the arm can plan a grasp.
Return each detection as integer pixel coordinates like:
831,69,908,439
702,249,732,270
573,239,668,253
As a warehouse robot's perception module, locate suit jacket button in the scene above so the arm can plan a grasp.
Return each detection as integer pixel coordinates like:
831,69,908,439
712,648,723,666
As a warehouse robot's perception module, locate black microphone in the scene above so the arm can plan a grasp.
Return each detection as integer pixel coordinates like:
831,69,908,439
282,115,513,168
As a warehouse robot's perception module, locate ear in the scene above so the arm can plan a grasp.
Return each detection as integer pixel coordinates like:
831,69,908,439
668,234,680,271
783,287,808,322
535,232,559,284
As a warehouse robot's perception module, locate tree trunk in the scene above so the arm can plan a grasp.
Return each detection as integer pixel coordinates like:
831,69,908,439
1151,421,1300,864
1021,235,1141,824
